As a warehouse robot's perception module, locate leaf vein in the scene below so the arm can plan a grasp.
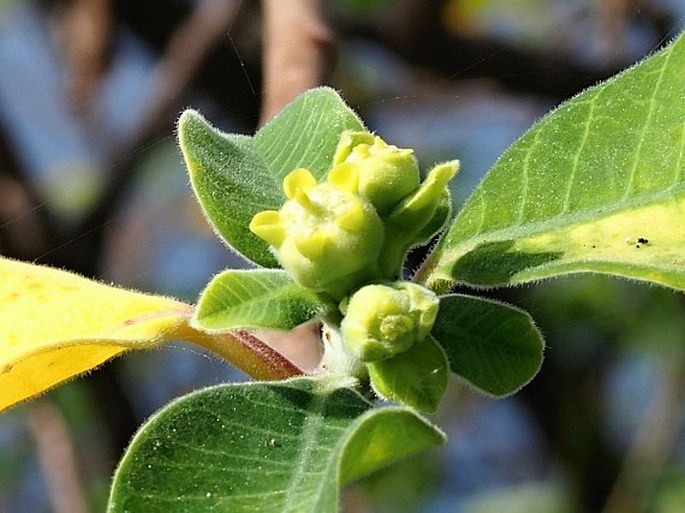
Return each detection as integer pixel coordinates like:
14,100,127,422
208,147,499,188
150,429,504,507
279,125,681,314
517,130,541,222
562,94,599,214
622,44,674,199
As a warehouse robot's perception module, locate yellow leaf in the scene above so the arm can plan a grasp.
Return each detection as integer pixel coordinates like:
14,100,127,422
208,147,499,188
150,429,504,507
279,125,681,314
0,257,304,412
0,257,193,412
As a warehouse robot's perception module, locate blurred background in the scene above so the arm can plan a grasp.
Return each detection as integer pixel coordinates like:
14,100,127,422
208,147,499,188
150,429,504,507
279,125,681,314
1,0,685,512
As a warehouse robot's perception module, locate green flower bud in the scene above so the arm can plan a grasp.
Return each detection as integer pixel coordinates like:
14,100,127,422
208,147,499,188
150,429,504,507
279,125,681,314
250,168,384,299
379,160,460,276
329,131,420,215
340,282,439,362
388,161,459,229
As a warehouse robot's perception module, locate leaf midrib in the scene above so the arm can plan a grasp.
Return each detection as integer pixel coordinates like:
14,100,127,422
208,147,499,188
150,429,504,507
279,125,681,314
281,389,329,512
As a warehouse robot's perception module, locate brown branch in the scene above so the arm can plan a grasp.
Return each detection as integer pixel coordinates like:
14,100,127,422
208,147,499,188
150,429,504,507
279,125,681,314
16,2,246,464
118,0,244,151
55,0,112,116
259,0,335,125
0,176,52,258
0,123,56,259
593,0,630,64
27,399,89,513
66,0,243,271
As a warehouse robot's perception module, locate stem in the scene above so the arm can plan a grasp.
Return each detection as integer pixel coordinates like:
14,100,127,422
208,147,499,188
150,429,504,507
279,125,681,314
233,330,306,379
176,324,304,381
317,324,366,385
411,245,450,294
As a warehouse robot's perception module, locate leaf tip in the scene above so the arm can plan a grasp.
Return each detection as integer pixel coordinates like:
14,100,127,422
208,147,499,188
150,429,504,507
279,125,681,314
177,109,212,152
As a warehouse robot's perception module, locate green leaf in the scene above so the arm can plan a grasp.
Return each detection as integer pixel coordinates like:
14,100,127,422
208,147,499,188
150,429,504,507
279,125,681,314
431,294,544,397
425,33,685,291
178,87,364,267
253,89,364,181
107,378,444,513
194,269,335,331
367,335,449,413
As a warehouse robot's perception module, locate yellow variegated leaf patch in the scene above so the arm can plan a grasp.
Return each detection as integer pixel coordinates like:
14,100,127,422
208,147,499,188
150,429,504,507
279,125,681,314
0,257,194,412
426,33,685,290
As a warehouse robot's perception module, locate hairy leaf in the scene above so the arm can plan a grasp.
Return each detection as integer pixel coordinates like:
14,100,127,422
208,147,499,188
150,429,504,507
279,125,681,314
108,378,444,513
0,258,307,410
179,87,364,267
194,269,335,331
0,257,192,412
367,335,449,412
431,294,544,396
426,33,685,291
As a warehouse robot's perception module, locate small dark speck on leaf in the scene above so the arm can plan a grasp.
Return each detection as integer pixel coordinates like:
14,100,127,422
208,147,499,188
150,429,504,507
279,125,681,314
637,237,649,244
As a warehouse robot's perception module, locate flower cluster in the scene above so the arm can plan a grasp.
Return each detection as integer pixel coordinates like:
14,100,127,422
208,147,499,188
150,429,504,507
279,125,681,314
250,130,458,300
249,130,457,411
